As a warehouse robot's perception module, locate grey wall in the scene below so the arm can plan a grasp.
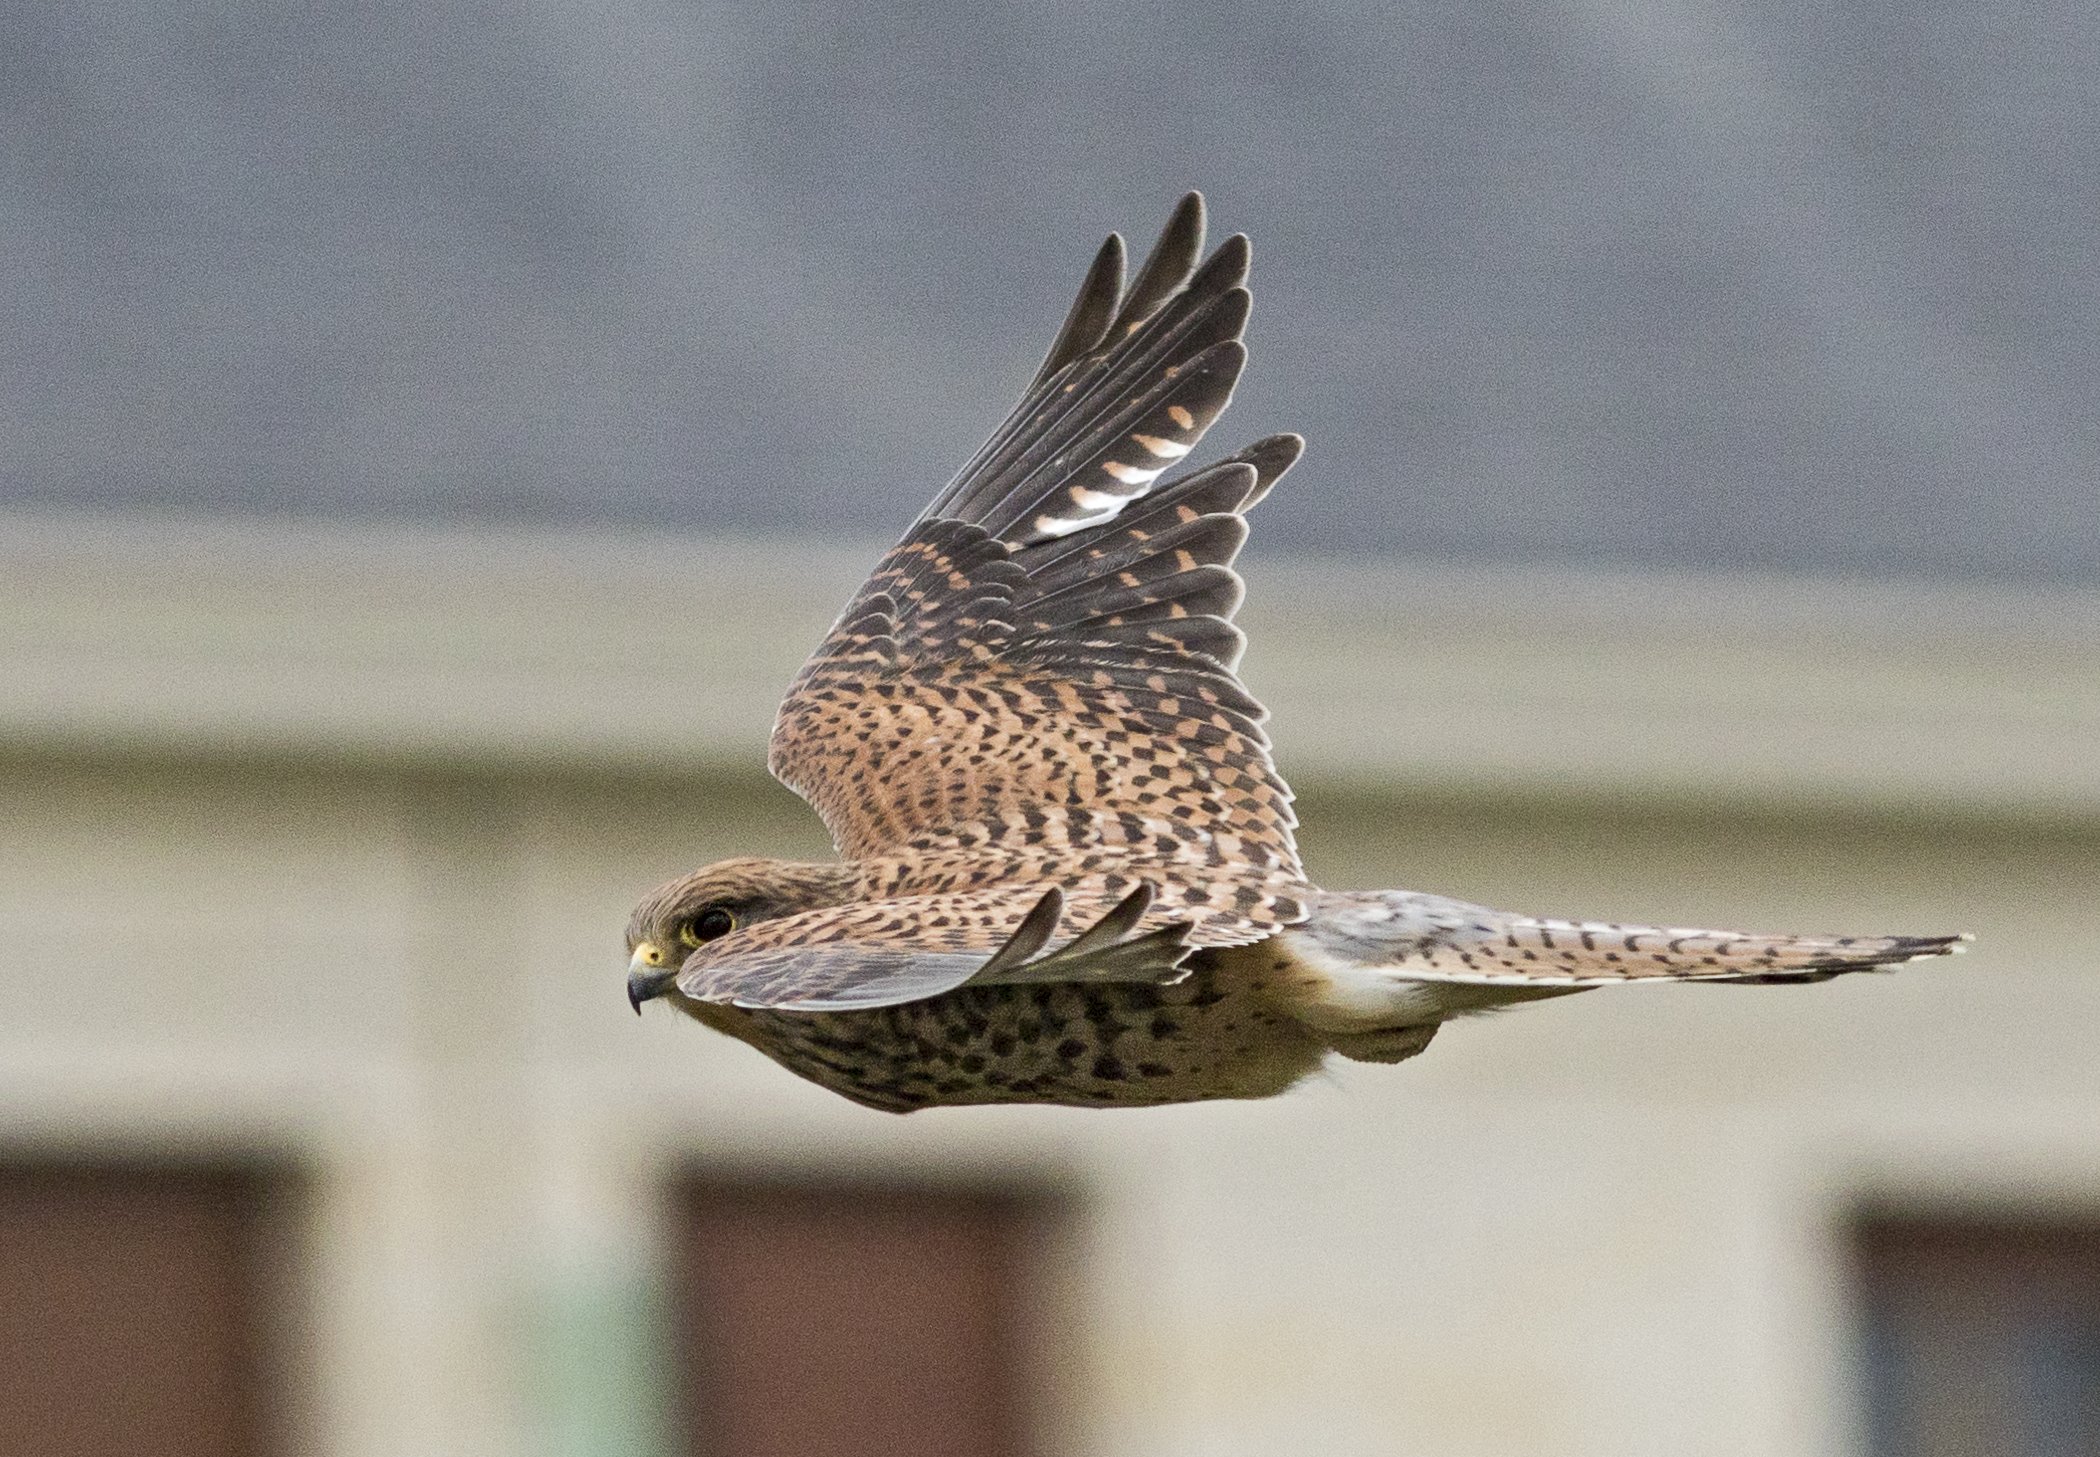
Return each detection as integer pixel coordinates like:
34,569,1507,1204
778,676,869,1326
7,0,2094,580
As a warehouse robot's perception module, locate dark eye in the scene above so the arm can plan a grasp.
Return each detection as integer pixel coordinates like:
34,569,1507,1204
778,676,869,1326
679,907,737,947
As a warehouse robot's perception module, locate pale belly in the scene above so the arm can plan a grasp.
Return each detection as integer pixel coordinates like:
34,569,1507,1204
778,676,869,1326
685,943,1329,1113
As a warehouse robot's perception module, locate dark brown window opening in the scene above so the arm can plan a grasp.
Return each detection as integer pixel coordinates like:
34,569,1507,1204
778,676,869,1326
671,1175,1069,1457
1855,1211,2100,1457
0,1159,299,1457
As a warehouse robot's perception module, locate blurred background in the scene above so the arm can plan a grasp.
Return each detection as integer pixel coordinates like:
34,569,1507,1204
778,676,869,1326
3,3,2097,1455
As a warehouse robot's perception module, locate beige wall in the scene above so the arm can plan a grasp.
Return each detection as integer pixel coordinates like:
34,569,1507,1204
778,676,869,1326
5,740,2094,1457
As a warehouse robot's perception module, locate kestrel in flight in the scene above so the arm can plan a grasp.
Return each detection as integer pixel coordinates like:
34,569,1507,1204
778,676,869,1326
626,194,1966,1112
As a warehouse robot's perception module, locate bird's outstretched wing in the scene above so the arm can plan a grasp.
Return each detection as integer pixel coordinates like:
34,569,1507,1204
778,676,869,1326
676,883,1194,1012
769,194,1309,947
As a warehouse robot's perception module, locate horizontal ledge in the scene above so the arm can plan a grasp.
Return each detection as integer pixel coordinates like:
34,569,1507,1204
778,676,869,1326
7,508,2097,819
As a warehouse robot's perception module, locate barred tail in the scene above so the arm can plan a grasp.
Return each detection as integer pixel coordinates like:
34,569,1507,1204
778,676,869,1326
1296,889,1970,990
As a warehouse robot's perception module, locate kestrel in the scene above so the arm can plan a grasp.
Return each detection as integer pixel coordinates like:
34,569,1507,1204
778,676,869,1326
626,194,1966,1112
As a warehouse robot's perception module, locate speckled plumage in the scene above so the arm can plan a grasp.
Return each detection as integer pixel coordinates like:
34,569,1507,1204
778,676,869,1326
624,194,1968,1112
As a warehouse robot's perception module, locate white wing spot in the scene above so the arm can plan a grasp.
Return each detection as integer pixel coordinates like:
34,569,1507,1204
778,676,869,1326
1132,433,1192,459
1068,486,1130,511
1102,460,1167,487
1168,405,1196,429
1035,510,1118,538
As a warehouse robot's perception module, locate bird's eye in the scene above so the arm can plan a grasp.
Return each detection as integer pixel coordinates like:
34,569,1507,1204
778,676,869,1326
679,907,737,947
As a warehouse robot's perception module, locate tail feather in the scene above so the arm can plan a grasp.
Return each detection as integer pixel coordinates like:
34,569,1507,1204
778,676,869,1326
1488,918,1968,985
1297,890,1969,990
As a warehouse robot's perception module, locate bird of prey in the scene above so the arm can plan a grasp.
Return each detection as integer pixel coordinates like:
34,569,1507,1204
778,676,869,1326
625,194,1966,1112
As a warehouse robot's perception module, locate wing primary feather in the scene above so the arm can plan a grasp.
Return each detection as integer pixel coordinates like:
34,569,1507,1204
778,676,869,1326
973,886,1066,979
1110,192,1206,336
1017,466,1258,586
971,313,1249,534
1059,881,1158,956
1235,432,1305,510
1012,433,1300,595
970,911,1196,988
1031,565,1246,633
1035,518,1244,598
982,335,1249,543
924,221,1253,537
1021,193,1203,399
1040,198,1212,388
1023,232,1125,396
1177,232,1250,307
989,921,1196,986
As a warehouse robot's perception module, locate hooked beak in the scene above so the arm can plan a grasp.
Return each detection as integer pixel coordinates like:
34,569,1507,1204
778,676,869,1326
627,944,675,1014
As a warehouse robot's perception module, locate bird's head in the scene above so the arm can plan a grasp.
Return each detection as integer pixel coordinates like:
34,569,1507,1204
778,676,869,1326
624,856,857,1012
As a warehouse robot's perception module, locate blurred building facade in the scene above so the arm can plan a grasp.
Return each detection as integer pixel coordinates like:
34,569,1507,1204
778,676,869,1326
4,512,2097,1457
9,4,2099,1451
